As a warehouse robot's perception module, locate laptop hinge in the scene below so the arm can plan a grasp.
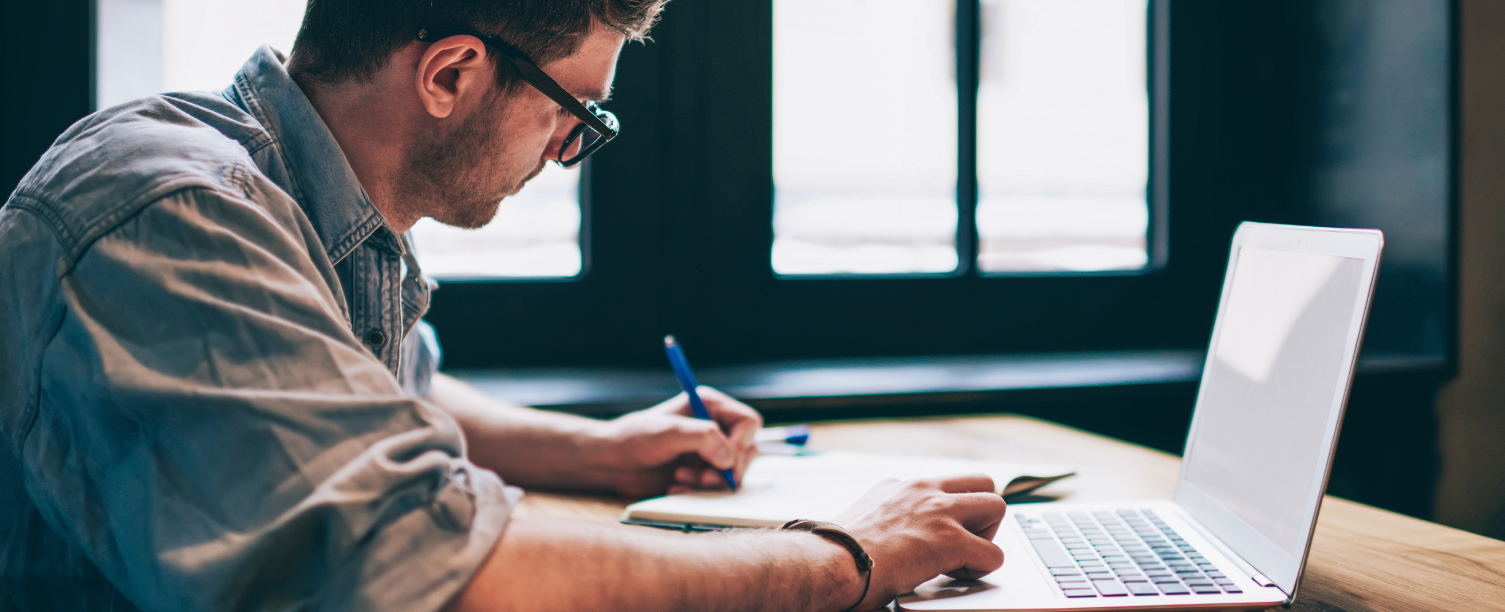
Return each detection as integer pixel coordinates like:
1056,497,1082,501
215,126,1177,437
1169,506,1290,600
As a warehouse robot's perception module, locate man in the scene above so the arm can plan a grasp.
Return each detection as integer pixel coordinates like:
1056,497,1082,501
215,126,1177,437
0,1,1008,610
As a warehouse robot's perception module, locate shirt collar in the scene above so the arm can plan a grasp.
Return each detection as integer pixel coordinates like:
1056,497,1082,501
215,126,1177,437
229,45,404,262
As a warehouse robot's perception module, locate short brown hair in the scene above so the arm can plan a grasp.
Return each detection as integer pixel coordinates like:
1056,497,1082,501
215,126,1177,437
288,0,667,85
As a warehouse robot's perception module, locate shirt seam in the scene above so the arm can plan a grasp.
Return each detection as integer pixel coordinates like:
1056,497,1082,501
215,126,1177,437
230,64,396,265
9,207,69,454
10,168,258,276
4,195,79,254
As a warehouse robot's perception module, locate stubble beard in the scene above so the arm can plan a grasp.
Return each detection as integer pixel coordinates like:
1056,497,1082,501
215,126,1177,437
396,93,520,230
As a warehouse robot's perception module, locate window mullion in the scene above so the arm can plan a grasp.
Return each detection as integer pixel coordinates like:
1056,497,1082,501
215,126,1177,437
956,0,982,276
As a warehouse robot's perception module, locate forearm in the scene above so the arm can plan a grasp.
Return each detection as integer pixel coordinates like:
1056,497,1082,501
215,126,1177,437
449,518,865,612
427,373,615,490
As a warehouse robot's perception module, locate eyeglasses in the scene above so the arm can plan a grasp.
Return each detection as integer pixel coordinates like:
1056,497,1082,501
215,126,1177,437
416,27,619,167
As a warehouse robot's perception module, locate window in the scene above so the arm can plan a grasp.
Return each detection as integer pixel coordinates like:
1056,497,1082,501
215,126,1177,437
95,0,583,280
772,0,1152,276
975,0,1150,273
771,0,958,275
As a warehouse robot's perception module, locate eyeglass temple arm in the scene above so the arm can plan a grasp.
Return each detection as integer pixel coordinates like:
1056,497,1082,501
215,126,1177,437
496,53,617,138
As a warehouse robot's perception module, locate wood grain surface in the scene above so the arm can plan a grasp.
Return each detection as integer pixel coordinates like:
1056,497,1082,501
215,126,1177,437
512,415,1505,611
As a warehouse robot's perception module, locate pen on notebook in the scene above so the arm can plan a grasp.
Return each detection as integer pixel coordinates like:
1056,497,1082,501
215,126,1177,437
663,335,739,491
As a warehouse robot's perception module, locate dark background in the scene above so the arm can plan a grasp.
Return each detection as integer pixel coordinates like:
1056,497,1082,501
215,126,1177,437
1,0,1475,531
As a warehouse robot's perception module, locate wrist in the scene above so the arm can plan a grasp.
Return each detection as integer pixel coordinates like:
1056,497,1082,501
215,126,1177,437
783,520,875,611
571,418,623,488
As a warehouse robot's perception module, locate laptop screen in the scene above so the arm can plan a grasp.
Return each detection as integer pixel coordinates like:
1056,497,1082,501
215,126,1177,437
1181,246,1367,555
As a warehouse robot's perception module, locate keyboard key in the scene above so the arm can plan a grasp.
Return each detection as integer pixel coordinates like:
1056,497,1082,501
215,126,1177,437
1159,582,1190,595
1058,580,1091,589
1049,568,1082,576
1191,585,1222,594
1126,581,1160,596
1063,588,1097,598
1223,585,1243,593
1151,575,1181,583
1093,579,1129,597
1028,537,1077,568
1086,571,1114,579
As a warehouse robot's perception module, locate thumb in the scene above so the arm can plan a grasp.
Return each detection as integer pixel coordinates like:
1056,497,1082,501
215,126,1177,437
663,418,736,470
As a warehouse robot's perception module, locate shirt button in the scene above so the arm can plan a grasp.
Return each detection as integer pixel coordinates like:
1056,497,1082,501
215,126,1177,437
365,329,388,348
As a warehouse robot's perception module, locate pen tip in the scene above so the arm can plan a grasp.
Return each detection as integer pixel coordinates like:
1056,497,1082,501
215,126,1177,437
664,334,677,347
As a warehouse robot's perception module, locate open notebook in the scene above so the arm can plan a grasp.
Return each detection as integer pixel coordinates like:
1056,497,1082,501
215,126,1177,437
621,450,1074,529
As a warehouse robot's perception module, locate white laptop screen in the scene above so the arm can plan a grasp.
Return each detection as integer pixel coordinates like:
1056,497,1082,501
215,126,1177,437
1182,246,1366,555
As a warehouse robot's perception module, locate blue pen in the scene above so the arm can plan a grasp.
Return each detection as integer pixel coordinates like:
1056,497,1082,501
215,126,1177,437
663,335,738,491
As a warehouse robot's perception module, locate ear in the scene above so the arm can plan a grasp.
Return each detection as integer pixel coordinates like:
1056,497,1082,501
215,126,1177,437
415,35,493,119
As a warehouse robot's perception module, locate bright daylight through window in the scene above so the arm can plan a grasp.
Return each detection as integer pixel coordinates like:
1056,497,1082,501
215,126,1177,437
772,0,1149,275
96,0,583,280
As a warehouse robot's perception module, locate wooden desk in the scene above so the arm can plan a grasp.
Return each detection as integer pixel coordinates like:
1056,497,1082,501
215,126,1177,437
514,415,1505,612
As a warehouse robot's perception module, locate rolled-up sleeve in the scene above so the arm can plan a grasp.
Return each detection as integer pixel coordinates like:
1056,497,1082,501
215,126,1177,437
19,186,514,612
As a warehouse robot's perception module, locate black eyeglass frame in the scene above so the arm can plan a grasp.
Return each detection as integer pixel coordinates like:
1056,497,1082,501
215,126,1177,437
416,27,619,167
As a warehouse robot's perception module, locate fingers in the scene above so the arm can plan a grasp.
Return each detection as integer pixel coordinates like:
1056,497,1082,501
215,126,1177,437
650,387,761,480
669,457,737,492
933,473,998,496
943,532,1006,580
696,387,762,481
649,418,736,470
697,386,763,432
945,491,1008,540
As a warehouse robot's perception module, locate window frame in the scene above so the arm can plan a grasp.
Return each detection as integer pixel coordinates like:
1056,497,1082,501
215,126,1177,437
428,0,1195,369
419,0,1458,378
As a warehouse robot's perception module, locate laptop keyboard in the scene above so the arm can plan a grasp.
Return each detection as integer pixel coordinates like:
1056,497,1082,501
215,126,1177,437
1015,509,1245,598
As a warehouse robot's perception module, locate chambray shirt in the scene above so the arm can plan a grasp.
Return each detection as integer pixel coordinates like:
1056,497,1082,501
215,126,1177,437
0,47,516,611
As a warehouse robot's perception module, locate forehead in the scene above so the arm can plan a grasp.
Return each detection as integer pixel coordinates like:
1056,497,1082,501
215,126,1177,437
542,27,626,102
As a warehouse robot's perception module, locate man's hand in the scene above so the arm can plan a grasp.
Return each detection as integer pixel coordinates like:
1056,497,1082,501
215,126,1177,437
428,375,763,498
587,386,762,499
835,474,1008,610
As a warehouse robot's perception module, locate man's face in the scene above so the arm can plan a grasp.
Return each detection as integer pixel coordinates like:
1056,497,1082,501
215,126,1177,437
400,27,626,229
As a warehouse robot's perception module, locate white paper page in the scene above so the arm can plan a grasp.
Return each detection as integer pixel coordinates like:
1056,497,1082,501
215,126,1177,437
624,451,1073,527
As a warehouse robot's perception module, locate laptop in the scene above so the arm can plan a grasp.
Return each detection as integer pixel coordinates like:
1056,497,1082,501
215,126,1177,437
898,222,1383,611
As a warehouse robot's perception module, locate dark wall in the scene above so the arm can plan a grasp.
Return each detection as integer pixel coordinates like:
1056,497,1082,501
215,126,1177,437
1,0,94,200
1434,0,1505,540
